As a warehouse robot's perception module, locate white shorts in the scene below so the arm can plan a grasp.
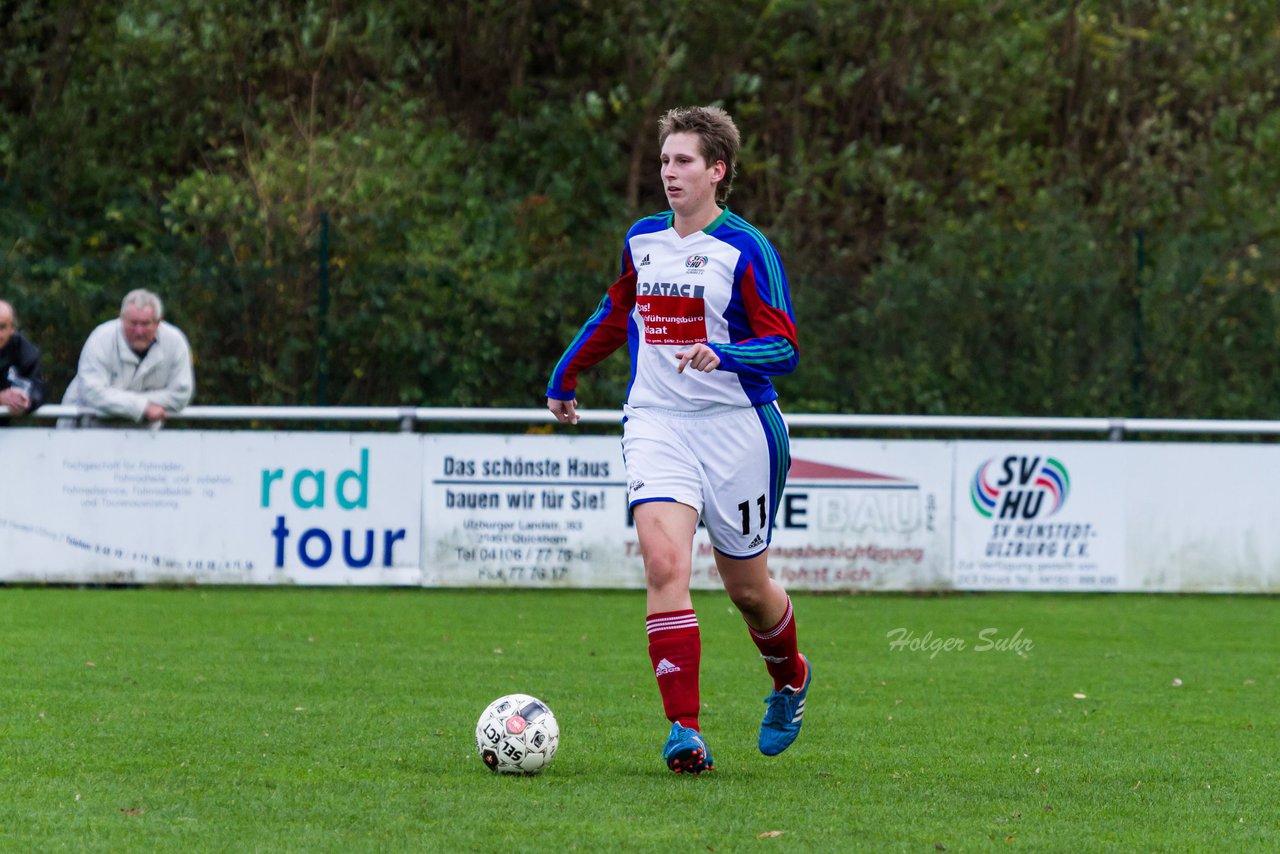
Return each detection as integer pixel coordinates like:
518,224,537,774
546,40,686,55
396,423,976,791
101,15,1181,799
622,402,791,558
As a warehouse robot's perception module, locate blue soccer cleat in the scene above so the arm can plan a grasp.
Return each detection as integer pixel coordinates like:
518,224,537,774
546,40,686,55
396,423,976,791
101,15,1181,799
759,654,810,756
662,722,714,774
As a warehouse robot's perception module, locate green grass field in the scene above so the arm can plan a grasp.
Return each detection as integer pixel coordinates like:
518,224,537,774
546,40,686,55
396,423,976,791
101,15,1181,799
1,587,1275,852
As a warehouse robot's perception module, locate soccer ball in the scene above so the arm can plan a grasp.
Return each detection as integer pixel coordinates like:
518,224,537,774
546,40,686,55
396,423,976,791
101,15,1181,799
474,694,560,775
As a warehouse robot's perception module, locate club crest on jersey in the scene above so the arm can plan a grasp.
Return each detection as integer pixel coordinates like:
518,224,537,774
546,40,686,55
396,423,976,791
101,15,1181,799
638,281,705,299
685,254,709,269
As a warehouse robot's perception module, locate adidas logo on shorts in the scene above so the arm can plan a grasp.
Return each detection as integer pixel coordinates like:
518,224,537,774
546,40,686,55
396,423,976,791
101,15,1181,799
747,535,764,549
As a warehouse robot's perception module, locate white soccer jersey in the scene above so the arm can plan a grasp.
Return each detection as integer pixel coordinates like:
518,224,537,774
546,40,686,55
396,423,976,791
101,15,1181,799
548,208,798,411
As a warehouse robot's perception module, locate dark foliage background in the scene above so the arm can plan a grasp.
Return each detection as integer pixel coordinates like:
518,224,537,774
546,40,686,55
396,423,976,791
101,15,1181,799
3,1,1277,417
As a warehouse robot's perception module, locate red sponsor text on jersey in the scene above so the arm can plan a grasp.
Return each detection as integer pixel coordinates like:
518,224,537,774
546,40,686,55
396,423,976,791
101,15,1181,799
636,295,707,346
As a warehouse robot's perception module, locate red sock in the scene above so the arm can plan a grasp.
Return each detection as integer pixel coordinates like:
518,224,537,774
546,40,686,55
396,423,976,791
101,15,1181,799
748,597,803,690
646,609,701,731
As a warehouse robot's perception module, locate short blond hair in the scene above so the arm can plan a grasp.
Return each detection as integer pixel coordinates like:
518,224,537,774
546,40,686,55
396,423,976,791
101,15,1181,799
658,106,741,203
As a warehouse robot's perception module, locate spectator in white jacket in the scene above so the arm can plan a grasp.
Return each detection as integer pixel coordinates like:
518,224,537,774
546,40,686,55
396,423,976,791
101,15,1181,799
62,289,194,426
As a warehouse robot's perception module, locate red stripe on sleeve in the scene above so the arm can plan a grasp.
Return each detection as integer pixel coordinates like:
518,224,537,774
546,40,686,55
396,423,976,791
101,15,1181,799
739,263,798,345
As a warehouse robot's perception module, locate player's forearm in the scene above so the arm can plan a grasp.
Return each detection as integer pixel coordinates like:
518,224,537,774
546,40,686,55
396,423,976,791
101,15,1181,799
709,336,799,376
547,305,630,397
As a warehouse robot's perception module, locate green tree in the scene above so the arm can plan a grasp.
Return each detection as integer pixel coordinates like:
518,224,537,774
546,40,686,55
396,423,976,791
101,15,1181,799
1,0,1277,418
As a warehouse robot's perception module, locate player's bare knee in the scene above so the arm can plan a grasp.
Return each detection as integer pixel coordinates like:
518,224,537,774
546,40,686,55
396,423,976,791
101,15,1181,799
724,581,768,616
645,557,688,594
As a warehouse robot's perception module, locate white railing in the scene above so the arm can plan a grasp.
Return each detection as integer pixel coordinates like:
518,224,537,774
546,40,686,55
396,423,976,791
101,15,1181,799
10,404,1280,438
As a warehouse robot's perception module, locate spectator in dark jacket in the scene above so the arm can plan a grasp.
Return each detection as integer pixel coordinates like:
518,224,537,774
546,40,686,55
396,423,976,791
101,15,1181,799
0,299,48,421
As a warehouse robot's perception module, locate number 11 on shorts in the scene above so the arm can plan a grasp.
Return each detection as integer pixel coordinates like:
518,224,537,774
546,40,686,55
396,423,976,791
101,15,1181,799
738,494,766,535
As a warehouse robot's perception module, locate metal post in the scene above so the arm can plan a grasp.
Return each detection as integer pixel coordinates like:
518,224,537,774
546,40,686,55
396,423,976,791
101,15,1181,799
1131,228,1146,416
317,211,331,406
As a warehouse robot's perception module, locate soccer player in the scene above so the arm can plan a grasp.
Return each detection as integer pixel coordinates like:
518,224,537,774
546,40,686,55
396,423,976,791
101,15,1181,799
546,105,809,774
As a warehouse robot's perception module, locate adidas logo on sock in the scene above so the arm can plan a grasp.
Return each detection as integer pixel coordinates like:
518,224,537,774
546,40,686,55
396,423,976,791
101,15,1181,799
655,658,681,676
747,534,764,548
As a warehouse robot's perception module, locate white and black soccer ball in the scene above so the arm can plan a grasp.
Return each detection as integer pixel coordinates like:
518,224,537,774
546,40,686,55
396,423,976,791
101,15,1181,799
474,694,560,775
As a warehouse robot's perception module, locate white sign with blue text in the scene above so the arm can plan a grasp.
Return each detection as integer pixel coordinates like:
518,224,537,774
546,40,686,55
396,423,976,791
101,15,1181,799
0,430,421,585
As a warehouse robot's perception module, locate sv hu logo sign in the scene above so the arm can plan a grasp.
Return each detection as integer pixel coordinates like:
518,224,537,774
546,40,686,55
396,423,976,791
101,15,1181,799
970,456,1069,519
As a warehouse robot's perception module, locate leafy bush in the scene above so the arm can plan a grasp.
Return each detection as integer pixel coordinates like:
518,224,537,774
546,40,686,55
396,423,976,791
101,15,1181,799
2,1,1277,416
